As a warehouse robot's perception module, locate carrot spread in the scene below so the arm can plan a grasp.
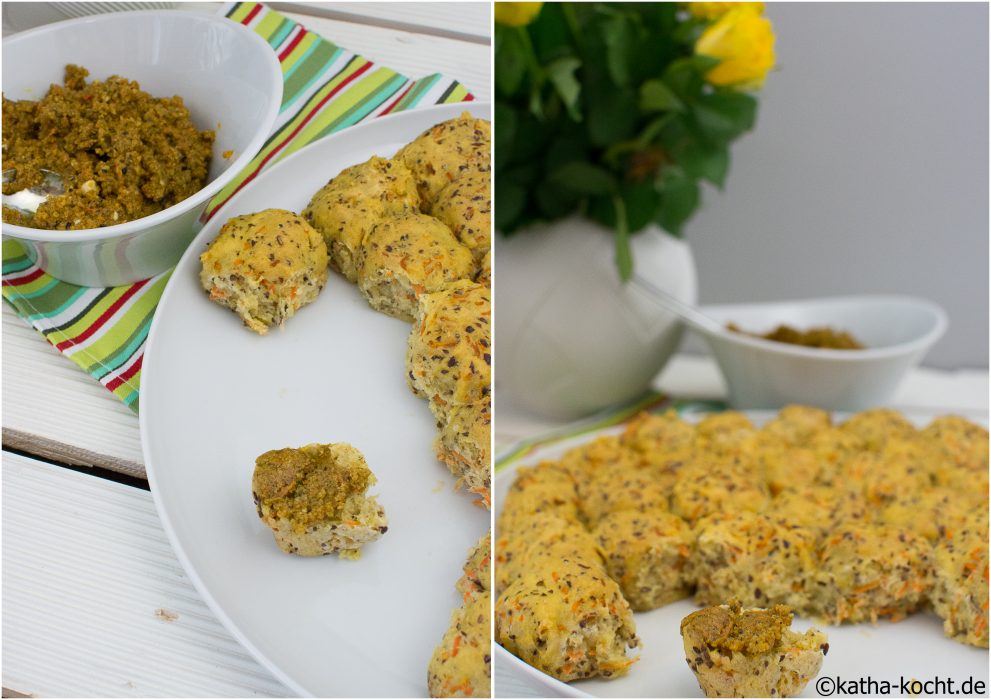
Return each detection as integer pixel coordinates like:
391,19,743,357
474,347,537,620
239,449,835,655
727,322,865,349
3,65,214,230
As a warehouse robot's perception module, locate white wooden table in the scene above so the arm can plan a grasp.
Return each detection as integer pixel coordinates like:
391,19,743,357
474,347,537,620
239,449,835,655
1,3,489,696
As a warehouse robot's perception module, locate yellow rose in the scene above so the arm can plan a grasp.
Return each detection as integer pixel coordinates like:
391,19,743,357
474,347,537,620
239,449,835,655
685,3,765,21
695,8,775,89
495,2,544,27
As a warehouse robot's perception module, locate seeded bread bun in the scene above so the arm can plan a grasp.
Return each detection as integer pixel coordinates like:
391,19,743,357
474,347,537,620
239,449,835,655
430,171,490,261
578,464,674,527
923,415,990,472
356,211,474,322
434,400,491,505
593,509,694,611
495,461,581,536
670,459,769,525
302,156,420,282
692,512,818,611
475,250,490,288
429,532,492,698
811,521,932,623
495,512,604,595
458,531,492,600
396,112,491,209
252,443,387,559
428,590,491,698
200,208,328,334
930,512,989,647
406,280,490,414
496,562,639,682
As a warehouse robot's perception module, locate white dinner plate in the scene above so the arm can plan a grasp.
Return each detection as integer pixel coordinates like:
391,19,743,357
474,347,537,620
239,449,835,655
140,102,490,698
493,407,990,698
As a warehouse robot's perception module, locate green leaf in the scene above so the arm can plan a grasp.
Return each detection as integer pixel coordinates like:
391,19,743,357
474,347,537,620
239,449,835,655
495,179,526,232
637,113,677,147
511,110,549,163
505,161,541,186
530,2,573,62
545,56,583,122
600,13,635,87
494,102,517,172
692,92,758,144
612,195,633,281
528,86,545,120
663,55,720,97
549,161,619,195
678,142,730,188
535,182,582,219
586,181,660,234
620,181,663,232
657,170,700,235
495,28,527,97
544,128,589,173
587,85,638,147
639,79,683,113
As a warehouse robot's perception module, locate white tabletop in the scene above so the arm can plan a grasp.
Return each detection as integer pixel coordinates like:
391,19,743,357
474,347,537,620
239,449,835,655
1,3,488,697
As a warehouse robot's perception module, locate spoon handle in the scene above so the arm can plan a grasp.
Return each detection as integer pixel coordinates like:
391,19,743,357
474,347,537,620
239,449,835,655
630,273,725,336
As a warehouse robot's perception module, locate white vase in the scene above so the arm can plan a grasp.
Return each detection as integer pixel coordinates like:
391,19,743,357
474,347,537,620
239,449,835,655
494,216,697,420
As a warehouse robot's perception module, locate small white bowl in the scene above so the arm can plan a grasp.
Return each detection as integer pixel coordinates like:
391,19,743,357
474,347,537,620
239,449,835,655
697,295,947,411
2,11,282,286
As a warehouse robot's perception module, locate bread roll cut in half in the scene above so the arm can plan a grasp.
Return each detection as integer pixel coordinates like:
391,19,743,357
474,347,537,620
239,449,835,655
252,443,387,559
681,601,828,698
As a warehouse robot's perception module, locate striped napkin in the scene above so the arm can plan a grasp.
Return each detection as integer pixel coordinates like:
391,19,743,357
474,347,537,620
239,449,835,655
2,2,476,411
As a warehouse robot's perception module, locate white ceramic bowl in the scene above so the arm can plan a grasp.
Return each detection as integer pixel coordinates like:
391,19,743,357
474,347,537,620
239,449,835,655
2,11,282,286
697,295,948,411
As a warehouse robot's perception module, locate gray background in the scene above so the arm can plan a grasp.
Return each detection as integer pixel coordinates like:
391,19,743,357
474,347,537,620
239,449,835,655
681,2,988,369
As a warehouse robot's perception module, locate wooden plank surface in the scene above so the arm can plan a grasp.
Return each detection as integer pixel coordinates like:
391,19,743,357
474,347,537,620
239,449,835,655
2,452,291,697
3,304,145,474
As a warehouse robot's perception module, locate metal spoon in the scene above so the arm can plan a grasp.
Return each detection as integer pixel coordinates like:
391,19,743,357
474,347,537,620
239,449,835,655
630,272,727,337
2,168,65,217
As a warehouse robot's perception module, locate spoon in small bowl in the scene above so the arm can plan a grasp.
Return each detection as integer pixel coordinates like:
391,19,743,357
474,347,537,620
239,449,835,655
630,273,947,411
2,168,65,217
631,273,726,336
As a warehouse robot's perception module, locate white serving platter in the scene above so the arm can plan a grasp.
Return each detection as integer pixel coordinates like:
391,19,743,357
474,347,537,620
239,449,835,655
493,408,989,698
140,102,491,697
